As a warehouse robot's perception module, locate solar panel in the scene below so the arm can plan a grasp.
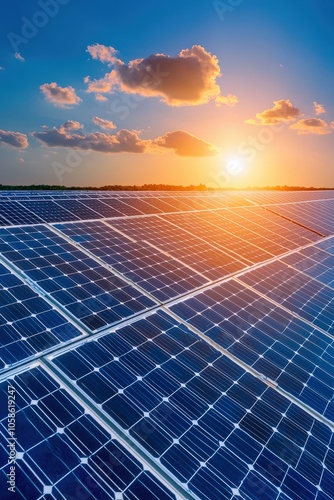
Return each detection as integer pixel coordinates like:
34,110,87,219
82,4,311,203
162,212,277,263
20,200,82,223
0,262,83,369
0,201,44,225
49,310,334,499
237,259,334,333
316,236,334,255
109,215,246,280
53,220,208,301
280,243,334,289
169,279,334,419
0,189,333,499
0,225,156,331
0,365,177,499
266,200,334,236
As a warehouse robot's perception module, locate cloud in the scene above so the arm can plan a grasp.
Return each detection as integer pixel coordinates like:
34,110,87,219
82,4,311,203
32,127,149,153
14,52,25,62
40,82,82,108
17,158,24,163
32,124,219,156
95,93,108,102
86,44,236,107
60,120,83,131
245,99,302,125
92,116,116,130
331,122,334,128
0,66,5,71
0,129,29,149
290,118,331,135
87,44,120,65
153,130,220,156
314,102,326,115
215,94,239,107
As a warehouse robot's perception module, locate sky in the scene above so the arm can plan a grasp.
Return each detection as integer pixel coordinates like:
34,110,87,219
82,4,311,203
0,0,333,188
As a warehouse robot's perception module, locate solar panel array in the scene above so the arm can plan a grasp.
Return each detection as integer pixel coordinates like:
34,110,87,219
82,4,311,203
0,189,333,500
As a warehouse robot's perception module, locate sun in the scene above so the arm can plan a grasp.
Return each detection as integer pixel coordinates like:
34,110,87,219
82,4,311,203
226,158,245,176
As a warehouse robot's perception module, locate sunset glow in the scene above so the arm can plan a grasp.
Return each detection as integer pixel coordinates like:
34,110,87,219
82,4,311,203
1,1,333,187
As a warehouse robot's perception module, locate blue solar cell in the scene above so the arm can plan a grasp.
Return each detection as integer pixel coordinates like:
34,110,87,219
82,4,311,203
49,310,334,500
1,189,333,498
170,278,334,418
0,366,176,499
54,220,208,300
0,263,82,368
0,225,156,331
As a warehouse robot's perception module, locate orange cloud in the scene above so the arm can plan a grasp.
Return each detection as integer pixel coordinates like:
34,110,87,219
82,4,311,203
0,129,29,148
92,116,116,130
40,82,82,108
290,118,331,135
314,102,326,115
86,44,236,107
60,121,83,132
95,93,108,102
215,94,239,107
87,44,120,65
32,124,219,156
245,99,302,125
153,130,220,156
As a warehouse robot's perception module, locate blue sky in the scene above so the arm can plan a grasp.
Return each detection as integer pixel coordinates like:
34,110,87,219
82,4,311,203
0,0,333,187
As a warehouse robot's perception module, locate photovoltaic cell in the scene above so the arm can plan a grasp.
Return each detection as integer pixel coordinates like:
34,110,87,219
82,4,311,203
267,200,334,236
0,189,333,500
316,236,334,255
74,198,126,218
0,225,156,331
50,310,334,500
238,260,334,333
109,216,246,280
245,189,334,205
0,201,43,225
0,262,82,369
0,365,176,500
281,244,334,289
100,198,144,216
162,212,274,264
20,200,81,223
51,199,104,220
169,279,334,419
215,207,320,246
54,220,208,301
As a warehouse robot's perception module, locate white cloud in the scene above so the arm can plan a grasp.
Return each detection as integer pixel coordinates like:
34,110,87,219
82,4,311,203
92,116,116,130
40,82,82,108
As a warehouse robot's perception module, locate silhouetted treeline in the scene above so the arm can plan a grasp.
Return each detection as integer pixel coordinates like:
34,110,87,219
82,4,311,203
0,183,210,191
0,184,333,191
